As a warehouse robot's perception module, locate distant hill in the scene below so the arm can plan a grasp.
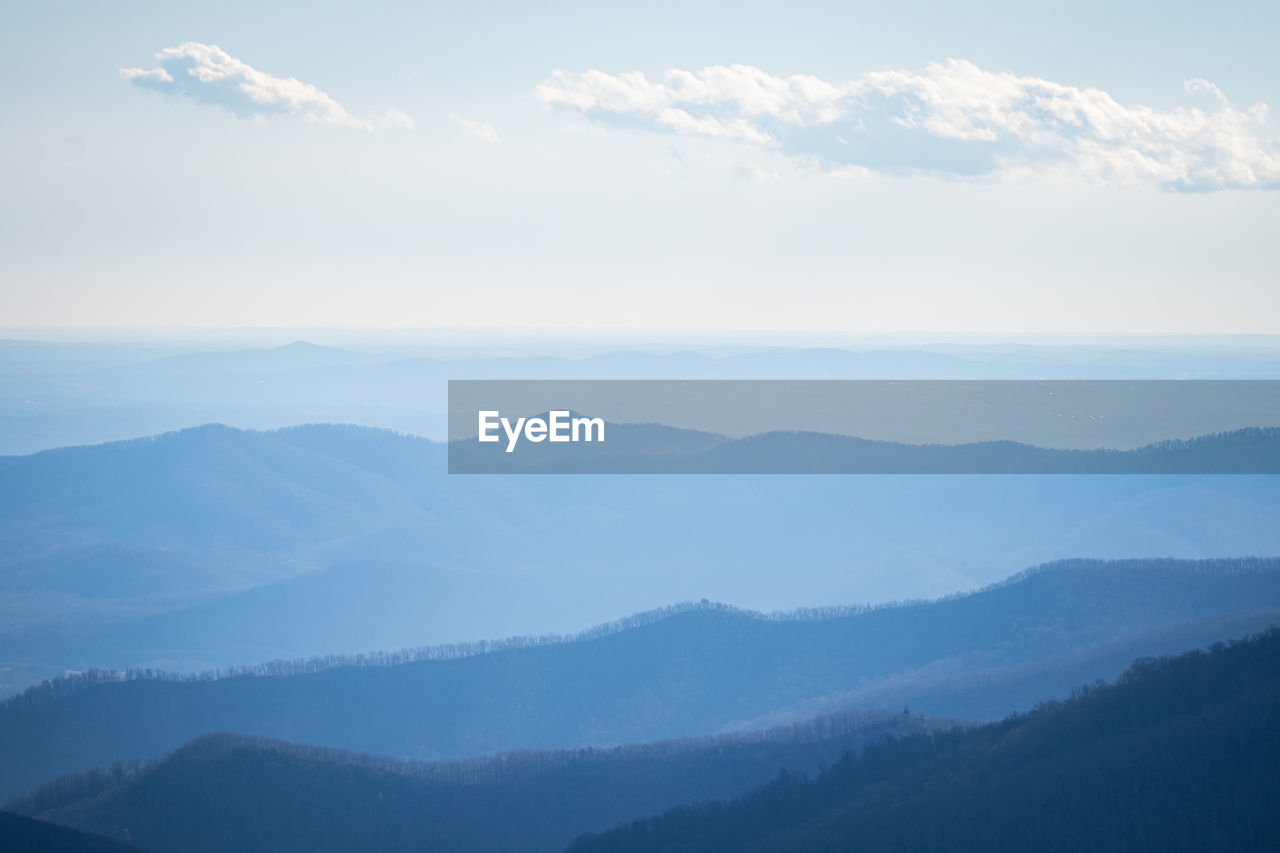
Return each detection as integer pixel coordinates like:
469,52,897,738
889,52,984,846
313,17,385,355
569,628,1280,853
123,341,378,376
1,557,1278,801
5,711,943,853
5,423,1280,698
5,339,1280,455
0,811,143,853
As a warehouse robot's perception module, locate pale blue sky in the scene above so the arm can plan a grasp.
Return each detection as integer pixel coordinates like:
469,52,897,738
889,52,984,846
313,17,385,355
1,1,1278,332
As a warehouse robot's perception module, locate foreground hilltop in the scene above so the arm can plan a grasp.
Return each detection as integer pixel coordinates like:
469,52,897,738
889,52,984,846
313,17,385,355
6,710,942,853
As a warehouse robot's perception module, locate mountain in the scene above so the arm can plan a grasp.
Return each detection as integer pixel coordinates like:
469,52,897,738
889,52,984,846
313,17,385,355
5,423,1280,697
0,811,143,853
5,711,944,853
1,557,1278,801
568,628,1280,853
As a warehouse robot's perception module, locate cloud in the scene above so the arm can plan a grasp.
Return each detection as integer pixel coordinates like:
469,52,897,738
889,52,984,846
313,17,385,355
536,60,1280,191
449,114,501,143
120,67,173,84
732,163,780,182
121,42,412,131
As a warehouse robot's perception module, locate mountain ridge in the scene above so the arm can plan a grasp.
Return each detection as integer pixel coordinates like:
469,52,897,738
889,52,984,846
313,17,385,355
2,556,1278,802
10,555,1280,706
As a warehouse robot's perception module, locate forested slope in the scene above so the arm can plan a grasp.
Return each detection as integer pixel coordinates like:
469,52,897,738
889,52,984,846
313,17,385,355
0,811,144,853
6,711,941,853
570,628,1280,853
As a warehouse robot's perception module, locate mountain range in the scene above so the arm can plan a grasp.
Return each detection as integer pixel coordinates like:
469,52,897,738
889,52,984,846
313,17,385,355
5,423,1280,698
6,338,1280,455
7,626,1278,852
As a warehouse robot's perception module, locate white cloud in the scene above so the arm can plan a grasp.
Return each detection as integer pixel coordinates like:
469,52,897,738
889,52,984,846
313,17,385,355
121,42,411,131
732,163,780,182
449,114,501,143
120,67,173,84
536,60,1280,191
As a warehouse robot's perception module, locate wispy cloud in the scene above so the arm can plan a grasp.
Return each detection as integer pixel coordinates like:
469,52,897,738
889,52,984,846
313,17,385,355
121,42,412,131
449,114,501,143
536,60,1280,191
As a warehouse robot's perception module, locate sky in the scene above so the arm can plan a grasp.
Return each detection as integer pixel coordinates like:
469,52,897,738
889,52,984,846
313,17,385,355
1,0,1278,334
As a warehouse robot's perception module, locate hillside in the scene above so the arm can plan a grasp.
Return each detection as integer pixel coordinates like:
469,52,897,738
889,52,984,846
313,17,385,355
1,557,1278,801
0,811,144,853
721,607,1280,729
569,628,1280,853
5,711,940,853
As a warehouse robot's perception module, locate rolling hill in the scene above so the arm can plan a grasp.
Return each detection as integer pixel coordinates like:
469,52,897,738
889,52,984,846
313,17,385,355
1,557,1277,801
